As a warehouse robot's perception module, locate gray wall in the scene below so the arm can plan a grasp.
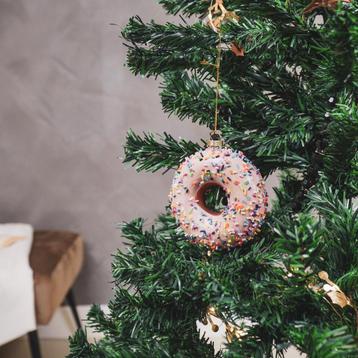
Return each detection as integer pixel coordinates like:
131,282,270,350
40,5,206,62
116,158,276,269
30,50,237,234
0,0,209,304
0,1,276,304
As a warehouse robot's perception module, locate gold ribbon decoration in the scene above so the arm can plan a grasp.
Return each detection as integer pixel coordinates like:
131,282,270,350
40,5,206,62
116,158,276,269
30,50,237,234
202,306,247,343
303,0,351,15
207,0,239,32
309,271,353,309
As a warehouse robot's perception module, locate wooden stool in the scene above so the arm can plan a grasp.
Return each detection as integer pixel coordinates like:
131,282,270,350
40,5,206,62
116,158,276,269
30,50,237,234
27,231,84,358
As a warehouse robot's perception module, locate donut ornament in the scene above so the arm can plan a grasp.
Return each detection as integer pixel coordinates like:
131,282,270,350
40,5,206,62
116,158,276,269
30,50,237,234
169,138,268,250
169,0,267,250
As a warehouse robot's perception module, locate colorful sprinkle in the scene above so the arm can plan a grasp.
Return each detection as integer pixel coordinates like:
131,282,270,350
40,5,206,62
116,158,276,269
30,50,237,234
169,147,268,250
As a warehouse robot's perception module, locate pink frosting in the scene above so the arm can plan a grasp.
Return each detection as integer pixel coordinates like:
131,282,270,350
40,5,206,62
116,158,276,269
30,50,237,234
169,147,268,250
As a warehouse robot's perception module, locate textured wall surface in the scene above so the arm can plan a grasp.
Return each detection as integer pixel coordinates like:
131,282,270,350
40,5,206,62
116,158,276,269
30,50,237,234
0,1,277,304
0,0,208,303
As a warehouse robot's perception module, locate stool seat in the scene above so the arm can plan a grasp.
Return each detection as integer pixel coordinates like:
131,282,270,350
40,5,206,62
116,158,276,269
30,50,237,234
29,230,84,325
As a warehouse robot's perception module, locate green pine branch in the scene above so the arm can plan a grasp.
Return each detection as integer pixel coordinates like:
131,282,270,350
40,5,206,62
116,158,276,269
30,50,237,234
322,94,358,194
288,325,358,358
123,130,203,172
69,0,358,356
122,17,216,76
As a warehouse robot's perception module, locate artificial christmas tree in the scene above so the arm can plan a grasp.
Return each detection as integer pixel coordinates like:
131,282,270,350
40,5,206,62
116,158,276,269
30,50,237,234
69,0,358,357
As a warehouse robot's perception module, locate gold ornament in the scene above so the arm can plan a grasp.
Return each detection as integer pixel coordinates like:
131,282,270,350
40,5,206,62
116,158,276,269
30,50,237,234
309,271,352,309
207,306,217,316
204,306,220,332
211,323,220,332
318,271,352,308
226,322,246,343
206,1,244,60
202,306,247,342
207,0,239,32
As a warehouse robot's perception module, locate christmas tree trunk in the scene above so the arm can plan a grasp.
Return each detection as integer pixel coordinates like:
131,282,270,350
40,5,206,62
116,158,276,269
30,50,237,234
69,1,358,357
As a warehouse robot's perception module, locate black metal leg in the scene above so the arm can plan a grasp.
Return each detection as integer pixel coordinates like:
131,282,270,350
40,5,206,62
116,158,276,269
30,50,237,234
28,330,42,358
66,288,82,329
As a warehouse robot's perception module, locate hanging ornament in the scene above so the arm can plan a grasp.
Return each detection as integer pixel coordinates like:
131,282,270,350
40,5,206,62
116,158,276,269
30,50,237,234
309,271,353,309
169,0,267,250
205,0,244,58
206,0,240,32
201,306,248,343
303,0,351,15
169,146,267,250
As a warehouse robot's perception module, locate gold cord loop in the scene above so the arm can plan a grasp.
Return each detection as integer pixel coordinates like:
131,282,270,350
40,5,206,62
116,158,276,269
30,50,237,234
213,31,222,135
205,0,240,146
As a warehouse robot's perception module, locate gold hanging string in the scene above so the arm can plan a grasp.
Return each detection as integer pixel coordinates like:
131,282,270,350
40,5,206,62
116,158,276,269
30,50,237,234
213,32,222,135
206,0,240,142
208,0,226,137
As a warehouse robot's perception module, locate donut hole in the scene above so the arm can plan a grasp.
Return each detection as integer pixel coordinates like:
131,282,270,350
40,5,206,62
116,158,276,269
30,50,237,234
196,182,228,215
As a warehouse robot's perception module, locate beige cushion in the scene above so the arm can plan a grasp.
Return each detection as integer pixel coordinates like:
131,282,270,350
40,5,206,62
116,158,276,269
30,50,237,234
29,231,84,325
